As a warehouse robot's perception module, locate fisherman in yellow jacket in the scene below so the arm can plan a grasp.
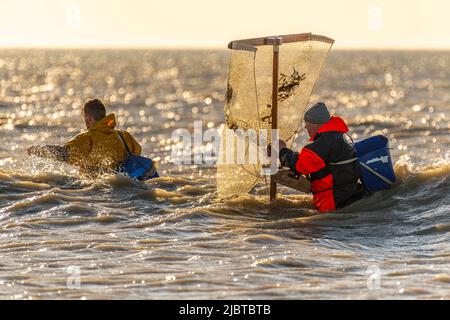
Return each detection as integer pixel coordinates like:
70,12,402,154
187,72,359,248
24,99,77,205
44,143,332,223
27,99,142,178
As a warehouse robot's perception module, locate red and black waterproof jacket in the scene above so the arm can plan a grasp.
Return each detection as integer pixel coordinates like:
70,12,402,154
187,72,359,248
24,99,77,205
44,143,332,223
279,116,366,212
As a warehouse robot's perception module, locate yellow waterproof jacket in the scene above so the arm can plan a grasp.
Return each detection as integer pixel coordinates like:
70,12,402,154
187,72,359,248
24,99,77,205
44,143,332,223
64,113,141,177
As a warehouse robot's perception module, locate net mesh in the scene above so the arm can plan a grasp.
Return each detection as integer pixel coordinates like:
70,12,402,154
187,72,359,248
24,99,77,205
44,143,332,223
217,35,333,198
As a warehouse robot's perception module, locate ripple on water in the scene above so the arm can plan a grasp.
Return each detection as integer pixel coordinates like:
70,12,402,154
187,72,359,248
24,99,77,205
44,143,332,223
0,171,14,182
251,256,311,269
242,234,286,245
10,181,51,191
413,223,450,236
433,274,450,283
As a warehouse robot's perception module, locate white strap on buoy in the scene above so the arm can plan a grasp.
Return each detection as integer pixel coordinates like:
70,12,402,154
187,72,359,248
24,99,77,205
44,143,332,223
329,157,394,186
359,162,394,185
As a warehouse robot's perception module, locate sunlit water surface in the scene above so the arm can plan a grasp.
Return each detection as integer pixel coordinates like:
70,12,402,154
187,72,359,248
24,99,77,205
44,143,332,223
0,49,449,299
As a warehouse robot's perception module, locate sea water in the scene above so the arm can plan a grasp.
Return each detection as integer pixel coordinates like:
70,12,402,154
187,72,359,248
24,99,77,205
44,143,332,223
0,49,449,299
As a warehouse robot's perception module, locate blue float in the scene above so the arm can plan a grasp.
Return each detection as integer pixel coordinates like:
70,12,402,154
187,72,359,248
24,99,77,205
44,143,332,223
354,135,396,193
119,154,159,181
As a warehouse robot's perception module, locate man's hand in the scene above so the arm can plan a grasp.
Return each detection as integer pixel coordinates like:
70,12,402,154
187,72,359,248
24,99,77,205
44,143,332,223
267,140,287,157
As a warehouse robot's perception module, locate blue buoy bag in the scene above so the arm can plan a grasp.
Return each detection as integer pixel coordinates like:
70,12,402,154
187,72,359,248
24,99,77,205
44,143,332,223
354,135,396,192
116,131,159,181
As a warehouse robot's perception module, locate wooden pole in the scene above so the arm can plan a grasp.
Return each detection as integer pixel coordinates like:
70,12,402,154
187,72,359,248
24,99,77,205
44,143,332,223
269,37,281,202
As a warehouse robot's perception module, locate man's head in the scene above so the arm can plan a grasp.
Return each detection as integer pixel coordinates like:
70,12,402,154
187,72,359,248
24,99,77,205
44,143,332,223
82,99,106,128
303,102,331,138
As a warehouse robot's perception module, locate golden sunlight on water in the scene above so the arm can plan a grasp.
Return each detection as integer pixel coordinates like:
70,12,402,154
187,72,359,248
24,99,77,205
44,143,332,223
0,49,449,299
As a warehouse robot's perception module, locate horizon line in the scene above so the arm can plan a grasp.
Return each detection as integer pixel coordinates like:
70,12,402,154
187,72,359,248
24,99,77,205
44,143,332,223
0,38,449,51
0,44,449,51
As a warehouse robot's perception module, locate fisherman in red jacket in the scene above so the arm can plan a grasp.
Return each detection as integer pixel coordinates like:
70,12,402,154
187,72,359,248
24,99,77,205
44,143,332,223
278,102,367,212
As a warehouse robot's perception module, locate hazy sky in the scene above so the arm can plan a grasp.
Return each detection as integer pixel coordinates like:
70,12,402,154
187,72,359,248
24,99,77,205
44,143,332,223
0,0,448,49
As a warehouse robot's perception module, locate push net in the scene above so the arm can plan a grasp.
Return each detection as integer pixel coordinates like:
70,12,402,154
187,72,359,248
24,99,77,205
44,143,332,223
217,33,334,198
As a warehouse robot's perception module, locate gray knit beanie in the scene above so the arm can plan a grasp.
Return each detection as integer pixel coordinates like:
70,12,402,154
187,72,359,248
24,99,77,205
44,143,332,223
304,102,331,124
